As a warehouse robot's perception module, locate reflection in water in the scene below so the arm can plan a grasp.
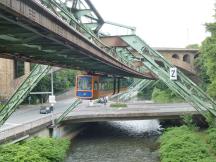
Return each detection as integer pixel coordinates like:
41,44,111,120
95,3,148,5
66,120,161,162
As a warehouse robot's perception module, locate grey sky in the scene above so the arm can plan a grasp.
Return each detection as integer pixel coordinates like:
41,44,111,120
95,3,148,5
92,0,215,48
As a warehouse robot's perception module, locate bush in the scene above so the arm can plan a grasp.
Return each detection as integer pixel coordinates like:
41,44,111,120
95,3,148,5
160,126,215,162
205,112,216,128
207,128,216,152
110,103,127,108
24,69,79,104
181,115,197,129
0,137,70,162
152,88,183,103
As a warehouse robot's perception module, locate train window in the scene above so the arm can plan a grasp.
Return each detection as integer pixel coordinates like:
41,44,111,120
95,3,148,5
94,81,98,90
78,76,92,90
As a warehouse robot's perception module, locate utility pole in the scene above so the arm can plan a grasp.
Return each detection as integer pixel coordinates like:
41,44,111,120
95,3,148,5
50,68,55,126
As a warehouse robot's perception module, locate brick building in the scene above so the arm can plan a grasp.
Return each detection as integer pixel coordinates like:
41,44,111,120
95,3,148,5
0,58,30,101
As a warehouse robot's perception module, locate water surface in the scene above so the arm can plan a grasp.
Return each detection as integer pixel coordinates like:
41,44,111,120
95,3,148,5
66,120,161,162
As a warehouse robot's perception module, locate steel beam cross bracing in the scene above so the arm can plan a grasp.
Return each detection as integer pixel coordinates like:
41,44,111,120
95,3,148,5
0,65,51,126
121,35,216,118
119,79,154,101
55,98,81,125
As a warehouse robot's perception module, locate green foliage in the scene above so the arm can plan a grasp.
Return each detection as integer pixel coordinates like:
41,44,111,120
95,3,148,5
152,87,183,103
205,112,216,128
137,83,154,100
0,137,70,162
194,55,210,91
53,69,77,93
138,80,183,103
160,126,216,162
198,10,216,98
110,102,127,108
25,69,78,103
207,128,216,153
181,115,197,129
186,44,199,49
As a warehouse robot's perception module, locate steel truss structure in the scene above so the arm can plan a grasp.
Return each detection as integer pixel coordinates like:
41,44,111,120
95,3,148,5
119,79,154,101
0,0,216,126
55,98,81,124
121,35,216,117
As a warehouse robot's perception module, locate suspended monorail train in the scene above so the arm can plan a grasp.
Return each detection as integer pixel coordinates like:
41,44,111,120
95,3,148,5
75,75,129,99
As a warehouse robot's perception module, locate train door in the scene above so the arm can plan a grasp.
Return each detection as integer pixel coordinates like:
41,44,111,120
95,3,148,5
117,78,120,93
113,78,116,95
92,76,99,99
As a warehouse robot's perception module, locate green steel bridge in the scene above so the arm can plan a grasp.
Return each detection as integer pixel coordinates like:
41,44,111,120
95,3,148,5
0,0,216,126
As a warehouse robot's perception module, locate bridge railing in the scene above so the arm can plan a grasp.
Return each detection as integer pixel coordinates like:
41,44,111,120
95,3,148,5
0,113,60,142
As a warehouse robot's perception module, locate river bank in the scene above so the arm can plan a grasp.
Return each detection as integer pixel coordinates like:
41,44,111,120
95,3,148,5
160,125,216,162
0,137,70,162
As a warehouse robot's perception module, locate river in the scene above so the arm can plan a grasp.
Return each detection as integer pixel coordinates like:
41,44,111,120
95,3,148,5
66,120,161,162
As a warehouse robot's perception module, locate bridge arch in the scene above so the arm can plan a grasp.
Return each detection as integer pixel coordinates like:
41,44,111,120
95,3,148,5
172,53,180,59
183,54,190,63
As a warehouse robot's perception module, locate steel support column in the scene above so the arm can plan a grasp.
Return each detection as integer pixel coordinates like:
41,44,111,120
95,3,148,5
121,35,216,117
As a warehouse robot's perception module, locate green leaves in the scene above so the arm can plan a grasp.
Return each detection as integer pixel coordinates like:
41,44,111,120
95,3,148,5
0,137,70,162
152,87,183,103
198,13,216,98
160,126,216,162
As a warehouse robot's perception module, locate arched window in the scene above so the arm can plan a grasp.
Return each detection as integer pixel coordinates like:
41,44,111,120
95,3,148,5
172,54,179,59
183,54,190,63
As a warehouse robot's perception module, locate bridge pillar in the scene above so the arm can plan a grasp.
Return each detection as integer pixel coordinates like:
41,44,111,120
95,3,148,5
51,124,84,139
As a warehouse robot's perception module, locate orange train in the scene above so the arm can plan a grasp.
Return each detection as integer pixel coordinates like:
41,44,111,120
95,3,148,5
75,75,128,99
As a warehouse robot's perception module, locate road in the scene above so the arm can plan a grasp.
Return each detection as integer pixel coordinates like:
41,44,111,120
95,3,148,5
0,98,198,131
0,98,74,130
66,102,198,123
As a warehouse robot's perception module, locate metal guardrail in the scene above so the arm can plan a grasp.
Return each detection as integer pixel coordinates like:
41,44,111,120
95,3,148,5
0,113,61,141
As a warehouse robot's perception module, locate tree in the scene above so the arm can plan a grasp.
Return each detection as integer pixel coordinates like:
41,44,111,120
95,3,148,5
25,68,79,104
199,8,216,98
186,44,199,49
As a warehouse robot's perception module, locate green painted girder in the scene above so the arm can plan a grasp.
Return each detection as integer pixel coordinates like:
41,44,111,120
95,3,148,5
0,42,125,73
55,98,81,124
74,9,92,19
38,0,141,73
119,79,154,101
121,35,216,117
83,23,98,30
115,47,134,58
0,64,51,126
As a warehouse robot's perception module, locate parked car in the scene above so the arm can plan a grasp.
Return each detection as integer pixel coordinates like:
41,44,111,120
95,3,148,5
40,106,52,114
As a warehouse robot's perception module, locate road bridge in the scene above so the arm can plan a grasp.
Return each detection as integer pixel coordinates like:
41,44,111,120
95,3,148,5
0,99,199,143
63,102,199,123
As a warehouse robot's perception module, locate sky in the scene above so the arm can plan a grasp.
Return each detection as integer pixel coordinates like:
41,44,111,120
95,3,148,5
91,0,215,48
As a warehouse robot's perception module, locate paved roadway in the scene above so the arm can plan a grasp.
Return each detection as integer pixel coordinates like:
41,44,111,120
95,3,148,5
66,101,198,123
0,98,73,131
0,98,198,131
